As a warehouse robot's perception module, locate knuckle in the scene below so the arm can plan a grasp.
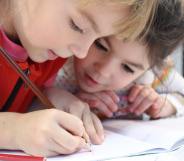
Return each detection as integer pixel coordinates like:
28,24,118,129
136,84,143,90
141,90,149,97
147,95,154,102
47,108,58,117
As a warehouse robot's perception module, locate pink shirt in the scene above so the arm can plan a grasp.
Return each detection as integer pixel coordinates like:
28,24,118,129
0,28,55,86
0,28,28,62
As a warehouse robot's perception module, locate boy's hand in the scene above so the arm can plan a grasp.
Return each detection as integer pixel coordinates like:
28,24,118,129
45,87,104,145
14,109,88,157
77,90,119,118
127,84,176,118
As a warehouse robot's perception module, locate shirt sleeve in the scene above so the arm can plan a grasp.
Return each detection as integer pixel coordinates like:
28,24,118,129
54,57,79,93
160,93,184,117
153,67,184,117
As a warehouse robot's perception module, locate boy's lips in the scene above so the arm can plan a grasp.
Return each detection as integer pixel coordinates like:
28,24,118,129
48,49,58,60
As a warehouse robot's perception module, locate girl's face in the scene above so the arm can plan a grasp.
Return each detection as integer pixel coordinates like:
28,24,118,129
11,0,129,62
74,36,150,93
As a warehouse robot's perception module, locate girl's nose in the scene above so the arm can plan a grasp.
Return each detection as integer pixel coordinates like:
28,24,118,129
95,60,114,78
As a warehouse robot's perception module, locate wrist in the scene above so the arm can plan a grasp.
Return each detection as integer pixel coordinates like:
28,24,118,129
0,112,23,150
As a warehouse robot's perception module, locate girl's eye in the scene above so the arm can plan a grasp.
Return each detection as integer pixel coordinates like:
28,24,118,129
70,19,83,34
94,39,108,52
122,64,135,74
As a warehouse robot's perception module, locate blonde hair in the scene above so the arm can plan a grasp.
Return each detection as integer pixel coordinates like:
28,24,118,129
80,0,158,41
1,0,158,42
117,0,158,41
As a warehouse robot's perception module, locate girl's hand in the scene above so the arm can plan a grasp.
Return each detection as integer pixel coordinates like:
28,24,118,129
64,100,104,145
46,87,104,145
14,109,88,157
127,84,176,118
77,90,119,118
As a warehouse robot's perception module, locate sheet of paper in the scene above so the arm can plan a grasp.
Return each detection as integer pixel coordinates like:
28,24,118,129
103,118,184,150
47,130,155,161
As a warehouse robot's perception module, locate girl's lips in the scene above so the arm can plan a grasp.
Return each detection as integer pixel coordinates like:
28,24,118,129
48,49,58,60
84,73,99,87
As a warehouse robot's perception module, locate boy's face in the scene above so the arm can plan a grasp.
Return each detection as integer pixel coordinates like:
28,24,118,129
74,36,150,93
12,0,129,62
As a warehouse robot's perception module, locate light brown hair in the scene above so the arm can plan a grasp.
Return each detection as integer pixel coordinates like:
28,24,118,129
80,0,159,41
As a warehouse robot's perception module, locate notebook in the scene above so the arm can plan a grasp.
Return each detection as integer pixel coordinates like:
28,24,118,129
103,118,184,153
47,117,184,161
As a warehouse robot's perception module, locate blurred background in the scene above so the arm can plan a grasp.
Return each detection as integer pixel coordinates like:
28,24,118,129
172,44,184,75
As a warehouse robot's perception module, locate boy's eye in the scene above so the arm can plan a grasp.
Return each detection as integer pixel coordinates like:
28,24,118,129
70,19,83,34
94,39,108,52
122,64,134,74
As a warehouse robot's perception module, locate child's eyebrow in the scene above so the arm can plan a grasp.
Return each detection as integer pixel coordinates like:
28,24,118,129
124,60,145,70
78,9,100,34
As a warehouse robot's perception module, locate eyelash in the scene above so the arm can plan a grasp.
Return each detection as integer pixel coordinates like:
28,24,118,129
70,19,83,34
94,40,134,74
94,39,108,52
122,64,134,74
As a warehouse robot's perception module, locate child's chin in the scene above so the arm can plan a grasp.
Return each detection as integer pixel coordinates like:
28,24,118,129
81,85,101,93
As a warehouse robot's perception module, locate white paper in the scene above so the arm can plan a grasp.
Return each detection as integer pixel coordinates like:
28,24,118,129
47,130,156,161
103,118,184,151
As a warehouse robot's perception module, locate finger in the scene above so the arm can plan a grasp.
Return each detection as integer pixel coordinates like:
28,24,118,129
77,92,97,103
51,123,87,154
78,93,114,117
134,92,157,115
91,112,104,144
49,138,73,155
105,91,120,103
90,98,113,117
146,97,163,118
77,93,102,109
69,101,85,119
56,110,84,137
95,92,118,112
128,85,143,102
134,96,156,115
82,107,100,144
128,87,150,112
52,136,87,154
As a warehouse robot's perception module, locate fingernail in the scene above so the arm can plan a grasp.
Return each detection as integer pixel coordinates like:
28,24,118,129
83,142,92,152
115,96,120,103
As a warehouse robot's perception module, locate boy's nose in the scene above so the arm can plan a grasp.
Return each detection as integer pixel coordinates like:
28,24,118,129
68,43,91,59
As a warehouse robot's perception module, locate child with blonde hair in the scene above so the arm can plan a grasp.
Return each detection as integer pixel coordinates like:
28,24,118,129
0,0,158,157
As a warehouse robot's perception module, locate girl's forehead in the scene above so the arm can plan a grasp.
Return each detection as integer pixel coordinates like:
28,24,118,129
107,37,150,68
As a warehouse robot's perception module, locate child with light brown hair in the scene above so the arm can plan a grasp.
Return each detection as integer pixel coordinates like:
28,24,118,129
55,0,184,127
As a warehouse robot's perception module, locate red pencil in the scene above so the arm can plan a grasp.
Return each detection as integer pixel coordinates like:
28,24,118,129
0,153,46,161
